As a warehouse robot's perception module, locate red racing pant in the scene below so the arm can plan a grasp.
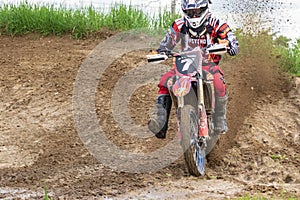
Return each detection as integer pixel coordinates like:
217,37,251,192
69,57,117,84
158,63,226,97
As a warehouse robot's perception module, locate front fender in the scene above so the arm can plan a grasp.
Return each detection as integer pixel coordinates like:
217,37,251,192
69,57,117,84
172,76,192,97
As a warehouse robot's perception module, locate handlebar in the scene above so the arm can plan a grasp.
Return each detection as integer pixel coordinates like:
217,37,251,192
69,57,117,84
146,52,169,63
147,44,228,63
206,43,228,54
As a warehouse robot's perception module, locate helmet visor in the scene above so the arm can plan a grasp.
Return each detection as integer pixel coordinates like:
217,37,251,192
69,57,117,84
184,7,207,18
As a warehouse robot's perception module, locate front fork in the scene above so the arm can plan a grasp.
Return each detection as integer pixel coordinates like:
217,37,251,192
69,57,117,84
197,78,209,138
170,85,209,142
169,74,215,140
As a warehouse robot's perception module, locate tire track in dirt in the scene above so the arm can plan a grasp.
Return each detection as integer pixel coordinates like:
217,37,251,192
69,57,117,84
88,32,299,198
0,32,299,199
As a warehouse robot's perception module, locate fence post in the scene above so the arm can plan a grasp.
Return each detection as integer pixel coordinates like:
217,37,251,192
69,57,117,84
171,0,176,16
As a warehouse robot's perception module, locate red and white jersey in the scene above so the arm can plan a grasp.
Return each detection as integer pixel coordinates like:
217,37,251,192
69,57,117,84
158,13,239,64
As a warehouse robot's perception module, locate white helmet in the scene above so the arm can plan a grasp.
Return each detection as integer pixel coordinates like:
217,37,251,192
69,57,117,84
181,0,209,29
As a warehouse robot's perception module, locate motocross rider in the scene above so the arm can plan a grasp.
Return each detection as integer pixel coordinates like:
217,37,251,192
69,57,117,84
148,0,239,139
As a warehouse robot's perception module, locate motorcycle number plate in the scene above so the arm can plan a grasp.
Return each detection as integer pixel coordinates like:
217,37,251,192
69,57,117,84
175,54,199,76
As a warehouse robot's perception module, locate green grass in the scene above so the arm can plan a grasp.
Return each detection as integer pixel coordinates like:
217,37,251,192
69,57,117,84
274,38,300,77
270,154,287,161
0,2,179,38
0,3,115,38
235,192,299,200
44,185,50,200
227,29,300,77
235,196,298,200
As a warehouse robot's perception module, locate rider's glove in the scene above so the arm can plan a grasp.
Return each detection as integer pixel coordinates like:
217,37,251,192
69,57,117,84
225,41,238,56
218,39,237,56
150,49,159,54
156,48,172,55
227,47,238,56
217,38,229,47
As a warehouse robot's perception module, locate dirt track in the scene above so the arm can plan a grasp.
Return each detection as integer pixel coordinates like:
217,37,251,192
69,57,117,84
0,32,299,199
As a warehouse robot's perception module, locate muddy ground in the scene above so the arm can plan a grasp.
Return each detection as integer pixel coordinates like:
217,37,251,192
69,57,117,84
0,31,299,200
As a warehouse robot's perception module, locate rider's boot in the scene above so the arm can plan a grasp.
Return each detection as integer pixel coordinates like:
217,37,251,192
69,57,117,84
214,95,228,134
148,94,172,139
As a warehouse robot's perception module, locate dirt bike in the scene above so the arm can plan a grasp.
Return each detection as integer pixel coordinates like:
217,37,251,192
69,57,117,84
147,43,228,176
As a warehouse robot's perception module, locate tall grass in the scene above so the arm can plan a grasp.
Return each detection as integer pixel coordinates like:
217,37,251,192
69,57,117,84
152,10,181,29
274,37,300,77
0,2,179,38
103,5,150,31
229,30,300,77
0,3,109,38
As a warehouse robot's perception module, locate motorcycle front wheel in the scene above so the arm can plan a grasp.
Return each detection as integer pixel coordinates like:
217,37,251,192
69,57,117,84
180,105,206,176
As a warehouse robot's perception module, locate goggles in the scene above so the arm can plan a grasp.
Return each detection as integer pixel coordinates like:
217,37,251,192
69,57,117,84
184,7,206,18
